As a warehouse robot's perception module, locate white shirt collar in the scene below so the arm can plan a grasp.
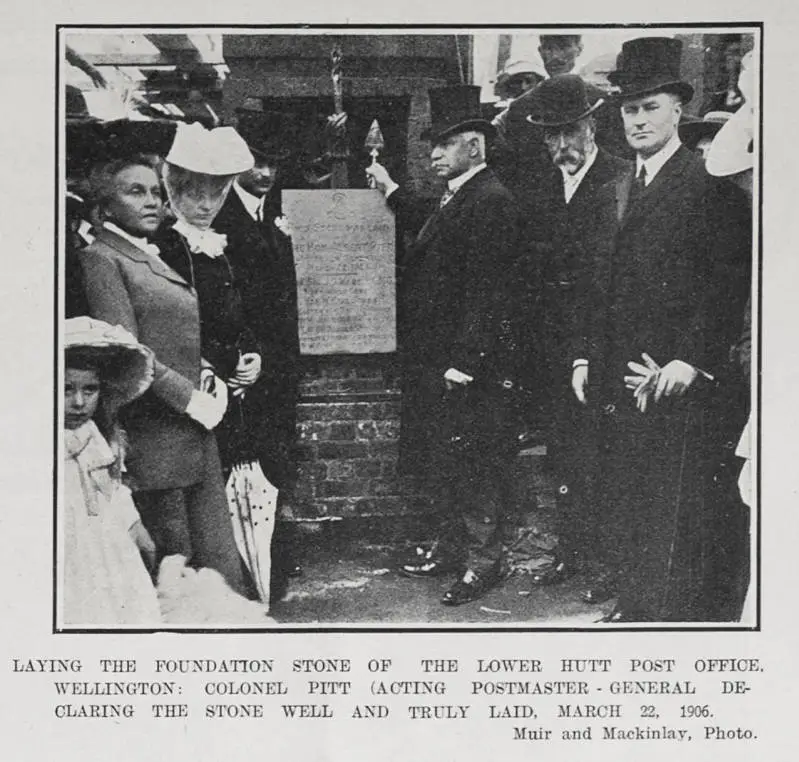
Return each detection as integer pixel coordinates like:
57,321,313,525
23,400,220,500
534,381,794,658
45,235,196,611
77,219,95,246
447,162,487,192
636,131,682,185
233,180,264,221
103,221,159,256
561,144,599,203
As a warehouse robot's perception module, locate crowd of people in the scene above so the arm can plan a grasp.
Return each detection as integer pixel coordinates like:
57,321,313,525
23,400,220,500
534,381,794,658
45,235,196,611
64,115,301,625
62,33,755,626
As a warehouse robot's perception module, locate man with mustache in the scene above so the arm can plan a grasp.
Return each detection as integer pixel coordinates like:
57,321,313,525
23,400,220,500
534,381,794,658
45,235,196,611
574,38,751,622
518,75,630,604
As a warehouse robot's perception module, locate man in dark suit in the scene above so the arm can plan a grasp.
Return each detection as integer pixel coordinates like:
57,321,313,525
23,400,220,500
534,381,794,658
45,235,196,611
213,130,303,596
573,38,751,622
367,86,522,606
514,76,631,603
491,35,631,207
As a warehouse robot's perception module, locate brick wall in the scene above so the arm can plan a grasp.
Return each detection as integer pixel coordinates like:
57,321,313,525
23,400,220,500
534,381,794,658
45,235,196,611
285,356,432,540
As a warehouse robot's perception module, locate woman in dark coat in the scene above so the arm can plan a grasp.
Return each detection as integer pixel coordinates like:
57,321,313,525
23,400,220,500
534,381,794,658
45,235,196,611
159,123,263,472
78,152,248,596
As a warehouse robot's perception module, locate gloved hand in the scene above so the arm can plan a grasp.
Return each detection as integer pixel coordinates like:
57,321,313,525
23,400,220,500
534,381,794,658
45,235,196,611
185,377,228,429
228,353,262,394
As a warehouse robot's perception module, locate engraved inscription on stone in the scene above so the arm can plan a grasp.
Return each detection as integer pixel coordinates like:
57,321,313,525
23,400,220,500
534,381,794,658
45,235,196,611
284,190,396,355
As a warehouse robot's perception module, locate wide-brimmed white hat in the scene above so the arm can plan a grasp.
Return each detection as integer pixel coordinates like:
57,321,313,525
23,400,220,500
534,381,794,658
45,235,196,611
705,108,754,177
165,122,254,175
706,50,756,178
65,317,155,409
495,58,547,98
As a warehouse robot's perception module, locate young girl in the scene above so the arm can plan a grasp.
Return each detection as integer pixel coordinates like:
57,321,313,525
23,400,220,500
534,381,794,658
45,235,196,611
62,317,161,626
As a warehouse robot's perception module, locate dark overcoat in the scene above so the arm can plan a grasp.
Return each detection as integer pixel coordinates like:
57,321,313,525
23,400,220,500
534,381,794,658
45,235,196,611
580,146,752,620
213,192,301,488
529,148,633,378
510,149,631,563
388,168,522,475
78,228,210,490
156,226,259,381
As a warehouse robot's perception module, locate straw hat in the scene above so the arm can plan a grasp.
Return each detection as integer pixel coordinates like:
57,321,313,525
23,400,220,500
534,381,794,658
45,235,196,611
165,122,254,175
495,59,547,99
65,317,154,409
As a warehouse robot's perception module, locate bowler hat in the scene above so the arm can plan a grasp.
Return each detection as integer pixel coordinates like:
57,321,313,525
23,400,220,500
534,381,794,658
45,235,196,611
678,110,732,149
524,75,605,128
421,86,495,143
608,37,694,103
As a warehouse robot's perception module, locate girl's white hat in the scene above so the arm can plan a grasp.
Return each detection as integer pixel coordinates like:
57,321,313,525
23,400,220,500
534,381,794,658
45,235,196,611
165,122,254,175
65,317,154,408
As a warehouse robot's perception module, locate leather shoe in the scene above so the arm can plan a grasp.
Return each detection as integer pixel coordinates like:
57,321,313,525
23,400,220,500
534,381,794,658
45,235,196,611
530,558,577,586
581,573,618,604
400,545,460,578
441,568,499,606
597,605,652,623
286,564,303,578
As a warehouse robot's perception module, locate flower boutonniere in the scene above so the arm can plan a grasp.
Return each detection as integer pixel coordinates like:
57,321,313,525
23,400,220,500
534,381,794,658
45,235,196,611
274,215,292,238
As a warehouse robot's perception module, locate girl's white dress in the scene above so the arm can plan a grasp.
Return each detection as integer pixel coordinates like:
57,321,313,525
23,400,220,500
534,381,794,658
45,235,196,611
62,421,161,626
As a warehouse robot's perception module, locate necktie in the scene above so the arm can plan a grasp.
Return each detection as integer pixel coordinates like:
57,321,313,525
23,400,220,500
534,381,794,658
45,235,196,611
439,188,456,208
628,165,647,209
255,198,264,224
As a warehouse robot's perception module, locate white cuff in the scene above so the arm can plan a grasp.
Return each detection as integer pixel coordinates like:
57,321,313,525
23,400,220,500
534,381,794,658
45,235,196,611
444,367,474,384
385,182,400,199
572,359,589,368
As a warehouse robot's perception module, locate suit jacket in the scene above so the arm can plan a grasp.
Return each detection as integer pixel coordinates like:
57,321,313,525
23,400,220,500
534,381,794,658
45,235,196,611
389,168,522,469
79,228,208,490
581,146,752,621
584,145,752,404
391,168,520,375
529,149,632,366
213,192,301,486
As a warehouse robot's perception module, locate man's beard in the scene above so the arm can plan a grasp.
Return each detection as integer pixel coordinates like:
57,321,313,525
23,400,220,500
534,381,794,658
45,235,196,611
555,151,586,175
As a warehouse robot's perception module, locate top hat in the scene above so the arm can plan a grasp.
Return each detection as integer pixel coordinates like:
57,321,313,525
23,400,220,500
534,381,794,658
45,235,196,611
236,105,296,163
165,122,254,175
65,317,155,409
421,86,495,143
608,37,694,103
524,75,605,128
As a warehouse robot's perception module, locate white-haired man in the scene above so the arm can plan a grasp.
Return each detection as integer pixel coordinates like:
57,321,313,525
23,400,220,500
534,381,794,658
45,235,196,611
367,86,522,606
